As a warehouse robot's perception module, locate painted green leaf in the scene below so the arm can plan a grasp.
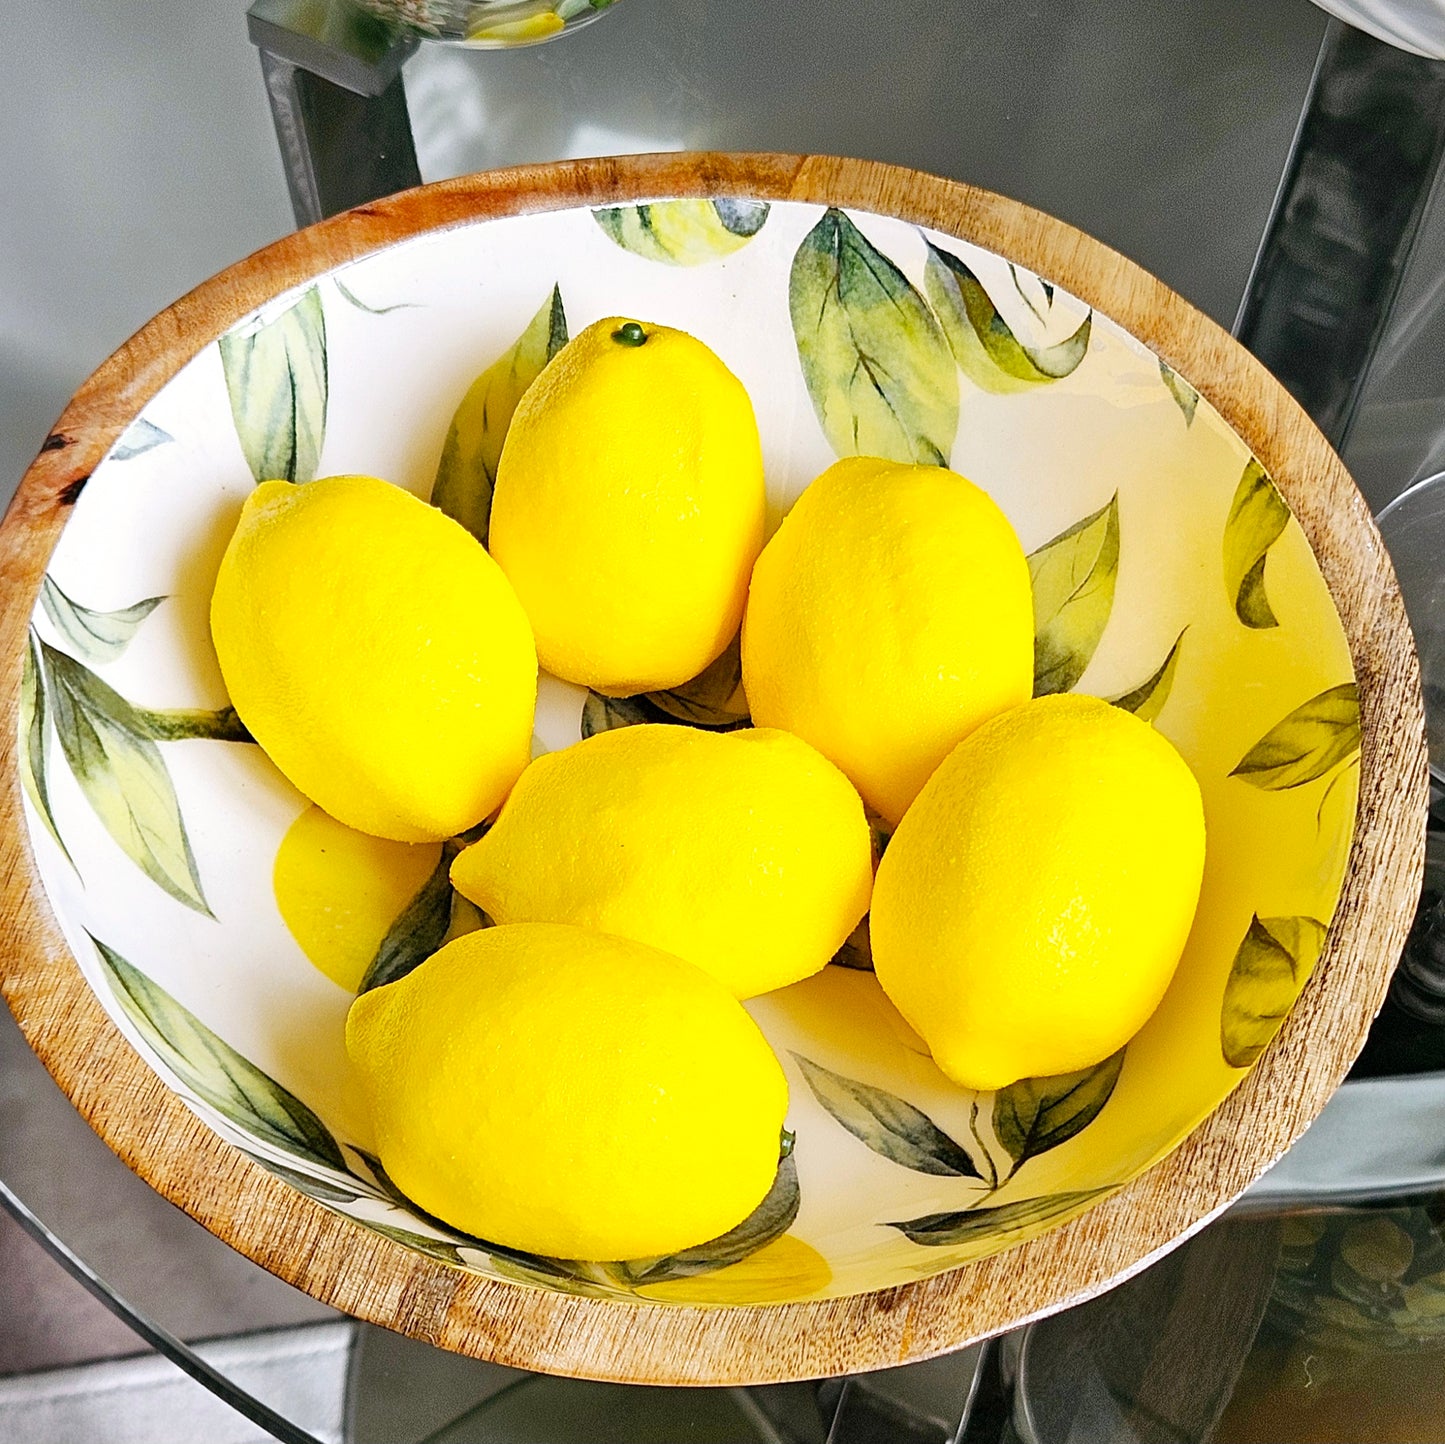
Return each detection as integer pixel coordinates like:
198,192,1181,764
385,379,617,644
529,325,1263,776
1009,263,1050,325
711,198,770,237
1230,683,1360,790
1108,628,1186,722
1221,914,1328,1067
19,630,70,855
364,1221,468,1269
18,634,70,864
42,643,210,915
40,577,164,665
580,641,752,737
126,705,253,743
245,1152,367,1205
352,1144,790,1295
93,935,347,1170
331,276,417,316
359,845,456,993
790,208,958,466
350,1147,413,1208
1224,459,1290,629
432,285,568,545
593,199,770,265
830,915,873,971
868,812,892,861
580,691,656,738
219,286,328,484
643,635,751,729
888,1188,1111,1247
925,241,1091,395
442,889,492,948
491,1249,629,1298
111,418,173,462
1029,494,1120,696
351,1147,611,1288
794,1054,980,1178
618,1155,800,1284
1160,358,1199,426
991,1050,1125,1175
487,1253,627,1299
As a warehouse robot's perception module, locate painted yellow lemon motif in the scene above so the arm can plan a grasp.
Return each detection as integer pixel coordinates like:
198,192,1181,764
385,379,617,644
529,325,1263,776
636,1234,832,1304
594,201,766,266
273,805,442,993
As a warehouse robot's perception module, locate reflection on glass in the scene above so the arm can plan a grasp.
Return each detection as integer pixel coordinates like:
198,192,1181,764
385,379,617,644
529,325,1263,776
348,0,620,47
1375,471,1445,785
1216,1202,1445,1443
345,1324,829,1444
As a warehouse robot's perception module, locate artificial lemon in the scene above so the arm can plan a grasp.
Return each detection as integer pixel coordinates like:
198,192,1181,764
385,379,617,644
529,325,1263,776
345,922,790,1260
273,804,442,992
450,724,873,998
741,456,1033,825
210,474,537,842
489,317,765,694
870,694,1206,1091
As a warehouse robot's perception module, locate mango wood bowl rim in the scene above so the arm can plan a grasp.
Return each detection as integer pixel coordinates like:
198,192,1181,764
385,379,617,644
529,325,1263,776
0,152,1427,1385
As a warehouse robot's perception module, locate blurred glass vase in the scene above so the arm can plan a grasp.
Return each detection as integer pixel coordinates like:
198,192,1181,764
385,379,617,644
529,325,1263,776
350,0,619,46
1375,471,1445,788
1308,0,1445,59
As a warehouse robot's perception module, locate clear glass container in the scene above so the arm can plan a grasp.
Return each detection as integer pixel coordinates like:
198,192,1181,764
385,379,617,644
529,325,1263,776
349,0,619,48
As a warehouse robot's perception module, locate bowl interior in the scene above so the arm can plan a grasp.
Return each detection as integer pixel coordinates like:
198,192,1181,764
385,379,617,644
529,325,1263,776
17,195,1360,1308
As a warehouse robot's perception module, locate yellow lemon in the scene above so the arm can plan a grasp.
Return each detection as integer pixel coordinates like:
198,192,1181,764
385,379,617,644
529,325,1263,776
489,317,765,694
870,694,1206,1091
345,923,789,1260
450,724,873,998
210,475,537,842
741,456,1033,825
272,805,442,992
636,1234,832,1304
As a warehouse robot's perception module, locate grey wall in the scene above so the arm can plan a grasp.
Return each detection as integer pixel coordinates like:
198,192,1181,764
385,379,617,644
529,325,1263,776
2,0,1331,509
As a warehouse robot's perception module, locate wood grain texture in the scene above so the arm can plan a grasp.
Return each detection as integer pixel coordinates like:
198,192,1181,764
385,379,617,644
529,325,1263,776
0,154,1427,1384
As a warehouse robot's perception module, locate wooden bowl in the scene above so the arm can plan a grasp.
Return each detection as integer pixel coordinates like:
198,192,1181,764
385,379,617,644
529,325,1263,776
0,153,1426,1384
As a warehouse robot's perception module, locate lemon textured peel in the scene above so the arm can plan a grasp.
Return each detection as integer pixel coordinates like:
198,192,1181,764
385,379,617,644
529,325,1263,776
273,804,442,992
450,724,874,999
345,922,790,1260
489,317,765,694
870,694,1206,1092
741,455,1034,825
210,474,537,842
